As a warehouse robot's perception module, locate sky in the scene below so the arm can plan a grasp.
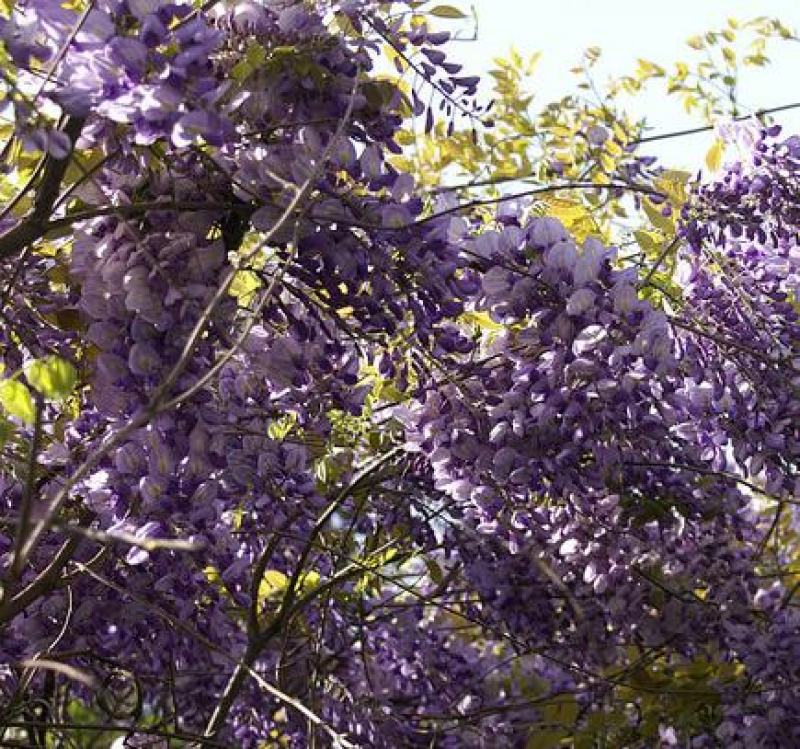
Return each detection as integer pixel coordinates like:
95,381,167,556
440,0,800,169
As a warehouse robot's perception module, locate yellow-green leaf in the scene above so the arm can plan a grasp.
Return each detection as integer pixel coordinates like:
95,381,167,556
259,570,290,601
634,230,660,256
642,199,675,234
0,379,36,423
229,269,261,305
722,46,736,65
258,569,320,605
231,42,268,82
426,558,444,585
655,169,690,207
542,695,579,727
460,310,504,332
705,138,725,172
25,356,77,401
297,570,321,593
429,4,467,18
267,413,298,441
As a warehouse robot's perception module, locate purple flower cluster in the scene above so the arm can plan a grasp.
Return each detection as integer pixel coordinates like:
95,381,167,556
2,0,231,149
400,211,762,726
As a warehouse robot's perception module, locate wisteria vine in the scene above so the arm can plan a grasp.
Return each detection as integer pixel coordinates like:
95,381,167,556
0,1,798,747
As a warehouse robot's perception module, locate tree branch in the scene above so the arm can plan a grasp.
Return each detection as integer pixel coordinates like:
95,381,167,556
0,117,85,262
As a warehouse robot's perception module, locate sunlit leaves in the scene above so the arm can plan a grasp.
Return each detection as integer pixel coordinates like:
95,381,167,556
538,194,602,243
257,569,321,619
611,16,795,123
353,547,400,596
266,412,299,442
0,379,35,423
231,42,267,83
655,170,690,208
634,228,661,258
525,696,578,749
258,569,290,602
228,269,261,305
459,310,504,333
705,138,725,173
25,356,77,401
635,58,666,80
640,198,673,235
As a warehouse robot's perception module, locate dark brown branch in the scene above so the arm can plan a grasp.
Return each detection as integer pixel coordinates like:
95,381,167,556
0,537,81,622
0,117,85,262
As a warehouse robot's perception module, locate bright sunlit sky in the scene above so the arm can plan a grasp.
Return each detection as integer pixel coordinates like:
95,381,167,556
441,0,800,169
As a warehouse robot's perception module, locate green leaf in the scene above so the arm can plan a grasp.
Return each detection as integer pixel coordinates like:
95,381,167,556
25,356,77,401
429,4,467,18
635,229,660,257
525,696,578,747
355,547,400,594
0,379,36,423
426,558,444,585
542,695,579,727
655,169,690,208
231,42,268,82
642,199,675,234
635,58,665,78
460,310,504,332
